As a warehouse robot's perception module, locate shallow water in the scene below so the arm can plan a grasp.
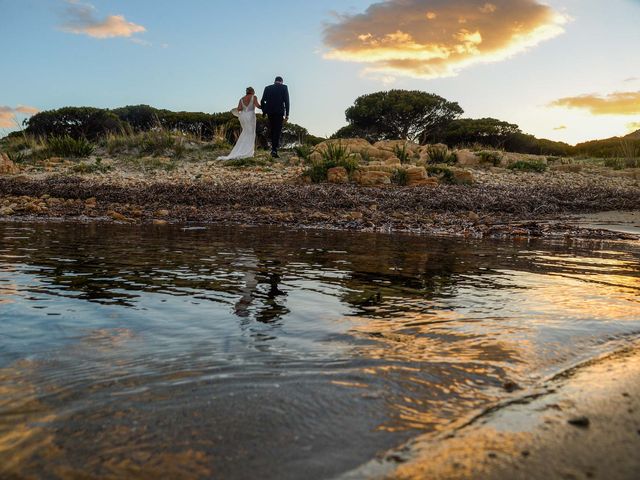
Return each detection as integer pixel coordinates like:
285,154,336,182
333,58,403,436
1,222,639,479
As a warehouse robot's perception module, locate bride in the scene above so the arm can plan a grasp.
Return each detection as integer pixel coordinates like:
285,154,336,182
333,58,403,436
218,87,261,160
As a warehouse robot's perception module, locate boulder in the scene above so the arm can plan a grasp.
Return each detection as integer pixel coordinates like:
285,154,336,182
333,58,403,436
455,149,481,167
313,138,371,155
450,168,475,184
373,140,420,153
0,153,20,174
405,166,429,186
327,166,349,184
384,156,402,167
353,170,392,186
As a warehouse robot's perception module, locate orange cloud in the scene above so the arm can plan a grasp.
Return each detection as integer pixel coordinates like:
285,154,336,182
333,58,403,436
549,91,640,115
323,0,566,79
0,105,39,128
553,125,567,131
60,0,146,39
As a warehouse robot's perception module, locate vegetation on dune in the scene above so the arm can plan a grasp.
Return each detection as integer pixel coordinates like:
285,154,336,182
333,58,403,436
306,142,359,183
2,90,639,165
47,136,94,158
508,160,548,173
426,145,457,165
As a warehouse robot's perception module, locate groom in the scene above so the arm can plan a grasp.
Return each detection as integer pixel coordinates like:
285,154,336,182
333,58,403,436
261,76,290,158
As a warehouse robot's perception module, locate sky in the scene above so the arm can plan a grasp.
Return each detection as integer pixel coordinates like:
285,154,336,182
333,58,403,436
1,0,640,144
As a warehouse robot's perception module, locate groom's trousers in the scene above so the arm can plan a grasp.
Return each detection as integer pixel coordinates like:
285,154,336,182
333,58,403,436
267,114,284,152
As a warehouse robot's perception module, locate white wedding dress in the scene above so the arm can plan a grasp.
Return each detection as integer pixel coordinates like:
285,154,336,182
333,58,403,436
218,96,257,160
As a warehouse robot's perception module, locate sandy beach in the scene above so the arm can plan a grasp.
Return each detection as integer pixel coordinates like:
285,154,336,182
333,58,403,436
341,342,640,480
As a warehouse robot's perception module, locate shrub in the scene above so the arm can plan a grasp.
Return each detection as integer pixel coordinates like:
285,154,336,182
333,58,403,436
426,145,456,165
305,142,359,182
393,143,412,164
426,166,456,184
391,168,408,186
507,160,548,173
478,150,503,166
72,158,111,174
139,131,176,156
294,144,313,161
604,158,638,170
47,136,94,157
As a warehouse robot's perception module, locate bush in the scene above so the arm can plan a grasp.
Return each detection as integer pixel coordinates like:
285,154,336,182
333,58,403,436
426,145,456,165
478,150,503,166
294,144,313,161
507,160,548,172
391,168,408,186
47,136,94,157
426,166,456,184
604,158,639,170
305,142,358,182
393,143,412,164
72,158,111,174
139,131,177,156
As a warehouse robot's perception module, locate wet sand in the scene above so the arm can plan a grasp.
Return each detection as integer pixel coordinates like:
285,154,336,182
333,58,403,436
342,343,640,480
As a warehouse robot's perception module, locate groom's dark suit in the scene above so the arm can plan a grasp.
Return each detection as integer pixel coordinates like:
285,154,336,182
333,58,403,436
261,82,290,154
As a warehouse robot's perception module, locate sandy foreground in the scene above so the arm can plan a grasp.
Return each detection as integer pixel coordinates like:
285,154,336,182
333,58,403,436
340,342,640,480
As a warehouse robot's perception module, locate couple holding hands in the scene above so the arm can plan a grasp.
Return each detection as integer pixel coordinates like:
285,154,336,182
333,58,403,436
219,76,290,160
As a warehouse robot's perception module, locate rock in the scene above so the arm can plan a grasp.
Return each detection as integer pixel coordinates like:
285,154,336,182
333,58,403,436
107,210,130,222
153,219,168,226
0,206,14,216
568,416,590,428
344,211,363,221
502,380,520,392
327,166,349,184
373,140,420,153
155,209,170,217
405,166,428,186
450,168,475,184
384,157,402,167
314,138,371,154
84,197,97,208
0,152,20,174
455,149,481,167
407,178,438,187
354,170,392,186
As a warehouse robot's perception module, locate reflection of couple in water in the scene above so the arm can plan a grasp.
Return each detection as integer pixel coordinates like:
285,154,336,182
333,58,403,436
234,259,288,324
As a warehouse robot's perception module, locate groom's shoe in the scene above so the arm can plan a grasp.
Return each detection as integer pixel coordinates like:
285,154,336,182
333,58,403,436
271,150,279,159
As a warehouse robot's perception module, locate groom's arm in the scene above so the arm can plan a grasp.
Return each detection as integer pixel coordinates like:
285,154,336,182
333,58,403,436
260,87,268,111
284,86,290,118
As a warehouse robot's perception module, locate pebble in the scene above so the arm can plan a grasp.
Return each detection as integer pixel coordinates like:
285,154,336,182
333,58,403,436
567,416,590,428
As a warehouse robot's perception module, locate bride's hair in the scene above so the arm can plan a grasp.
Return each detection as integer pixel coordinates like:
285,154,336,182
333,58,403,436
246,87,255,95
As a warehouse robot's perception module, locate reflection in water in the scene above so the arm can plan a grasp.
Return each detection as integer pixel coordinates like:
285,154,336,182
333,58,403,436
0,222,639,479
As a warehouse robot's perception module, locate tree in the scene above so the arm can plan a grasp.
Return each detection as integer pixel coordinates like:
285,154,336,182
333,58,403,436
343,90,463,143
437,117,521,148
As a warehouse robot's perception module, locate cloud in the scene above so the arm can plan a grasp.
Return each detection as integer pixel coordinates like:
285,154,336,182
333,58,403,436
624,77,638,83
0,105,39,128
549,91,640,115
553,125,567,130
628,121,640,132
323,0,567,79
59,0,146,39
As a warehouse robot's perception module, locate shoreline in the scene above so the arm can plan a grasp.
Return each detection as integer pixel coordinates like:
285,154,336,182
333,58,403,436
341,340,640,480
1,174,640,240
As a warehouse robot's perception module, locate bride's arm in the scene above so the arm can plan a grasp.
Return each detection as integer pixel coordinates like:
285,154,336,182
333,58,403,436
253,96,261,109
238,100,243,111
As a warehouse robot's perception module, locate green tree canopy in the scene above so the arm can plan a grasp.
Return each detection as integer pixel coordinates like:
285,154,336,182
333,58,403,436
343,90,463,143
438,117,521,148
